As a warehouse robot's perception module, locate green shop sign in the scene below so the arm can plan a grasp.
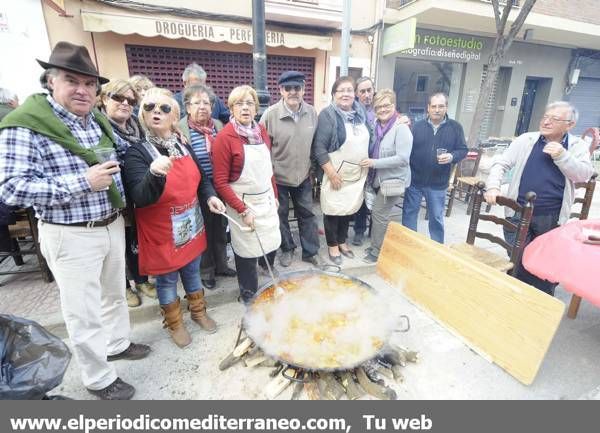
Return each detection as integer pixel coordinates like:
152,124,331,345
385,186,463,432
398,30,486,62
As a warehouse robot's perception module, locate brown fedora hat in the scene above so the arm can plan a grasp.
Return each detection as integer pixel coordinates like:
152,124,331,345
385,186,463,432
37,41,109,84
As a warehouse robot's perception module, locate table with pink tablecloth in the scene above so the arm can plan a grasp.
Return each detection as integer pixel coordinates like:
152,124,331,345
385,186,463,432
522,219,600,309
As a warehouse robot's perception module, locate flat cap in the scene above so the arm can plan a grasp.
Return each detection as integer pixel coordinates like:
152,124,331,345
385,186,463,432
278,71,305,87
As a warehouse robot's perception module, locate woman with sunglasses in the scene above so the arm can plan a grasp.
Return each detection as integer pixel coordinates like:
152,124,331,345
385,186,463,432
123,87,226,348
312,76,373,265
98,79,157,308
179,84,236,291
358,89,412,264
212,85,281,304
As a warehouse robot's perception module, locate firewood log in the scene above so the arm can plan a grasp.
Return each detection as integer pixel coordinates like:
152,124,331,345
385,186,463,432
264,369,294,399
339,372,366,400
322,373,346,400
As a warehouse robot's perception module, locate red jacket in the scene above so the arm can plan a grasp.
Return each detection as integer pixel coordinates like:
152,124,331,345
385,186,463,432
212,122,278,214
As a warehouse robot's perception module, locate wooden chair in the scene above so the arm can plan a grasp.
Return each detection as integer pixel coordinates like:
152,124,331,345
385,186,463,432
566,172,598,319
446,148,483,216
450,181,536,276
0,208,53,284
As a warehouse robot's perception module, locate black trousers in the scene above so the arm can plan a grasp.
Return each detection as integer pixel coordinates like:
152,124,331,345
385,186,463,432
200,200,230,280
323,215,352,247
504,211,560,296
234,251,276,303
125,225,148,286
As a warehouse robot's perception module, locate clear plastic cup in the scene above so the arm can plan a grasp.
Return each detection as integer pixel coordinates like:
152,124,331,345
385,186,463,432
93,148,116,164
436,148,447,163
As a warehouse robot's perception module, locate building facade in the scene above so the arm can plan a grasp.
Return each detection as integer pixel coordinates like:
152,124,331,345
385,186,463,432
40,0,378,112
380,0,600,137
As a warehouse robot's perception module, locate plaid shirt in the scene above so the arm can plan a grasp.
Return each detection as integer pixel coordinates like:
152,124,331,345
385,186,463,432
0,95,128,224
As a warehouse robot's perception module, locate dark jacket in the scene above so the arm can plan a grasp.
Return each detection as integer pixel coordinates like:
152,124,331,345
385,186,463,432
409,117,468,189
123,140,216,208
311,103,374,169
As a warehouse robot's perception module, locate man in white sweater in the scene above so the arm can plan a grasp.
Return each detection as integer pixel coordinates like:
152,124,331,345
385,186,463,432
485,101,593,295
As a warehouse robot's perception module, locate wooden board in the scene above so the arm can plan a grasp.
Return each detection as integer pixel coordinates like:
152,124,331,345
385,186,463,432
377,223,565,385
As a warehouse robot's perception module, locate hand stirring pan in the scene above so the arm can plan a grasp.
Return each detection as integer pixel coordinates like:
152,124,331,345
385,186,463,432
219,211,284,295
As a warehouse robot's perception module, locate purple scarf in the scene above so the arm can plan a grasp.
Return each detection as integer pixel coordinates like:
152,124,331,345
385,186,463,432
232,118,263,144
368,112,398,186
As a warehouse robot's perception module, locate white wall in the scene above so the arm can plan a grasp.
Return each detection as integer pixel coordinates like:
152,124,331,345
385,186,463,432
0,0,51,102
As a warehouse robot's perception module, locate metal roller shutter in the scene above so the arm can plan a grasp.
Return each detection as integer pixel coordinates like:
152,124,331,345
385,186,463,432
568,77,600,135
125,44,315,105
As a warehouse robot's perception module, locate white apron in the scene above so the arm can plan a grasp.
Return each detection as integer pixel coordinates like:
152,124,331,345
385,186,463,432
227,142,281,258
320,123,370,216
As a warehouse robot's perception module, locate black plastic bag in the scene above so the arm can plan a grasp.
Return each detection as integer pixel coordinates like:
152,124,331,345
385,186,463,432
0,314,71,400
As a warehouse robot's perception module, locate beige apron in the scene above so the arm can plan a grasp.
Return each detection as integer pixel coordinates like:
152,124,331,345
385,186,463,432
320,123,370,216
227,142,281,258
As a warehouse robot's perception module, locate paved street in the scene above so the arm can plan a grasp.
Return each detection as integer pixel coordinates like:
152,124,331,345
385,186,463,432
2,194,600,399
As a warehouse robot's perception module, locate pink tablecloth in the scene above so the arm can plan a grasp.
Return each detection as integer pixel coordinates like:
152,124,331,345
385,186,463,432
522,219,600,308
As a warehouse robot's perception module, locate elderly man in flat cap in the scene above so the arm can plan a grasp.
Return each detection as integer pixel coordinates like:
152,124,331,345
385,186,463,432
0,42,150,400
260,71,321,268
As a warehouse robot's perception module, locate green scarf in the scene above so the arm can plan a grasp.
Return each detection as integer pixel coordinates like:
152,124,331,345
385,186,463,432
0,94,124,208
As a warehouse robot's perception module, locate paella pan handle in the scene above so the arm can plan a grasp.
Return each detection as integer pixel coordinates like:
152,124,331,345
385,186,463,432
282,366,309,384
394,315,410,333
319,264,342,273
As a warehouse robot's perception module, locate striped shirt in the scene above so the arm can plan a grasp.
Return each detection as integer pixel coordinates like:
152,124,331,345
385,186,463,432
189,129,214,180
0,95,128,224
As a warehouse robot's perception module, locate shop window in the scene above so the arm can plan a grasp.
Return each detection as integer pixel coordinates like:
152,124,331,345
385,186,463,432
335,66,363,82
409,107,426,122
416,75,429,92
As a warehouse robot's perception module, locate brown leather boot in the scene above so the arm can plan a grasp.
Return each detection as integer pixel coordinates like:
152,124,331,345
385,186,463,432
160,298,192,348
185,290,217,333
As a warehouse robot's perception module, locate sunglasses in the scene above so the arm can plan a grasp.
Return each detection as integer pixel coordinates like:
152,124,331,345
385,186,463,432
283,85,302,92
143,103,172,114
110,93,137,106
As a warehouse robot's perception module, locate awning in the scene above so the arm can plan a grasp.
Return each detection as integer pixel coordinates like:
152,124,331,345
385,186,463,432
81,10,333,51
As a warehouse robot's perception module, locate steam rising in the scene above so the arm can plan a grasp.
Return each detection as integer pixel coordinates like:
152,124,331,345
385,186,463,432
244,274,399,370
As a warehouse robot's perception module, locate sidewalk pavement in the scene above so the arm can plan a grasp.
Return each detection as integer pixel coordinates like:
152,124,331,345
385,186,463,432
2,190,600,334
2,190,600,399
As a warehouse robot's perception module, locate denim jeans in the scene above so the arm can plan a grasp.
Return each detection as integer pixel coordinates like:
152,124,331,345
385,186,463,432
277,178,320,259
353,200,369,236
504,212,559,296
155,255,202,305
402,185,447,243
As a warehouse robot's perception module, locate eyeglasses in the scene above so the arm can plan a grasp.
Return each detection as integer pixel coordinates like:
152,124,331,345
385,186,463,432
142,103,172,114
542,115,572,123
375,103,394,112
335,88,354,94
283,85,302,92
110,93,137,106
358,88,374,95
189,100,211,107
234,101,256,108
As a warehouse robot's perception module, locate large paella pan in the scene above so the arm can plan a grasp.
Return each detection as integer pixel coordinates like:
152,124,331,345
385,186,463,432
243,270,397,371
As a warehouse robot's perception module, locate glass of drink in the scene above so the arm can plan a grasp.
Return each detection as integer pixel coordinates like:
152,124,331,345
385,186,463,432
93,147,117,164
436,148,448,164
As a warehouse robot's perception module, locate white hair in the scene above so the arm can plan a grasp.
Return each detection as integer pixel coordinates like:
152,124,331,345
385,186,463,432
182,63,206,83
0,88,17,104
546,101,579,123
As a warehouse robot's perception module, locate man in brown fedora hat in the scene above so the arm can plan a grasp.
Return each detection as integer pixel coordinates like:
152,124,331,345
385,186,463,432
0,41,150,400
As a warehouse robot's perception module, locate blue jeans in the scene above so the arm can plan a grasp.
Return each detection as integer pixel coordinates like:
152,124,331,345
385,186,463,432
504,212,559,296
402,185,446,243
155,255,202,305
353,200,369,236
277,178,320,259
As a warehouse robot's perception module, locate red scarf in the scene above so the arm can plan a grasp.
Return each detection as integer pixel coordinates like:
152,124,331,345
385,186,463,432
188,117,216,154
